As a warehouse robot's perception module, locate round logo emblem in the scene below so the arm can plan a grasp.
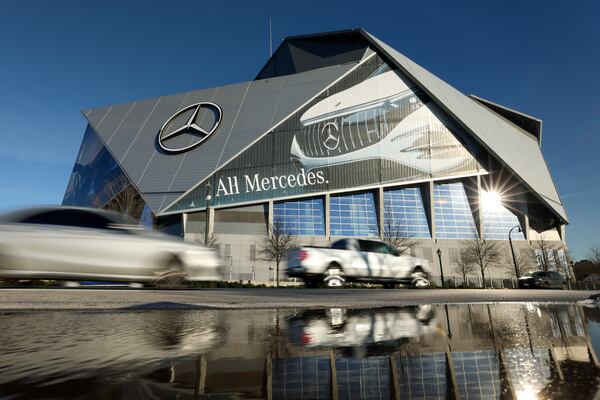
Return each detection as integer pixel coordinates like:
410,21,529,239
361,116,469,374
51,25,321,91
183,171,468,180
158,102,222,153
322,121,340,151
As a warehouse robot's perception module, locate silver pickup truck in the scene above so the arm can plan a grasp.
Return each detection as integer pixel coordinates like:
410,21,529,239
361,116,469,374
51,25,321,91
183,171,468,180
287,238,431,288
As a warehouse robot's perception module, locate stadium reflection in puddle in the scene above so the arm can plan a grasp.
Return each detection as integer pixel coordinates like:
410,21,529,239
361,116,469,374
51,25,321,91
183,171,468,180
1,303,600,399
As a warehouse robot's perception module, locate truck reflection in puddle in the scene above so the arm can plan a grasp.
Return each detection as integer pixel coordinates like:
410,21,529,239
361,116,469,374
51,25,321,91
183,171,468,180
1,304,600,399
285,305,440,356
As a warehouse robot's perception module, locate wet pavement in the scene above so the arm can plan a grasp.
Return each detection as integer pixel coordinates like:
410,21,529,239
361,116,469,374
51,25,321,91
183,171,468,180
2,302,600,399
0,288,596,309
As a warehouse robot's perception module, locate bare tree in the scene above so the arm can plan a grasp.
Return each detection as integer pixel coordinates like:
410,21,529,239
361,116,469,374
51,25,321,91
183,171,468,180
589,244,600,265
533,235,563,271
463,239,502,288
194,232,219,249
259,219,298,287
381,213,417,255
453,247,477,285
503,251,534,278
95,175,145,220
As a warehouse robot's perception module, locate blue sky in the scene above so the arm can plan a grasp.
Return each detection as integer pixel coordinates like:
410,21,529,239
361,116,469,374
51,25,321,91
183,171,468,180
0,1,598,259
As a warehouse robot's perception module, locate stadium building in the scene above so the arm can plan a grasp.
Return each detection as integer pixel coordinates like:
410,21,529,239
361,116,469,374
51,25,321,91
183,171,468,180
63,29,570,282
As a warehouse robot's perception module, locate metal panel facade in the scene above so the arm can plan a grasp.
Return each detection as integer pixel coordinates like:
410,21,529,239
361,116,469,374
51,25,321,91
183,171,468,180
82,65,352,213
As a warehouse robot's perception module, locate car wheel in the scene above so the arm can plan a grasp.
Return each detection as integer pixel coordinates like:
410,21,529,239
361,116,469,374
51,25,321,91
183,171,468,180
323,264,344,288
411,267,430,288
153,255,188,288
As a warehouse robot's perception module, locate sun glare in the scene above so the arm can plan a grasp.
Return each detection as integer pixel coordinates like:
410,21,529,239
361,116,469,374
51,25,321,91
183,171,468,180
481,190,503,211
515,387,538,400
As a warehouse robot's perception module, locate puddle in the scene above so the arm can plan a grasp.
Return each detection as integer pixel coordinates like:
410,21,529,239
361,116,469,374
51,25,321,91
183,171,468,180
1,303,599,399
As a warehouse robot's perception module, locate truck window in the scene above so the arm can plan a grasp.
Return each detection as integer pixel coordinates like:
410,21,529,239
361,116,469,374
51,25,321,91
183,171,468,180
331,240,348,250
358,240,390,254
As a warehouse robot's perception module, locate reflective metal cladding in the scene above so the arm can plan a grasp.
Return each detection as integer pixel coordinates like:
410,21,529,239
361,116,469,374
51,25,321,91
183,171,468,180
70,28,566,225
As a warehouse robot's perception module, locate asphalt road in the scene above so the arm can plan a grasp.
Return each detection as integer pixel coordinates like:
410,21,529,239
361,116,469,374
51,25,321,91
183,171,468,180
0,288,597,310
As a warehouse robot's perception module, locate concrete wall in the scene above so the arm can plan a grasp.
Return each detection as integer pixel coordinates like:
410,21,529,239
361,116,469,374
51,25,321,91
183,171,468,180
185,228,565,282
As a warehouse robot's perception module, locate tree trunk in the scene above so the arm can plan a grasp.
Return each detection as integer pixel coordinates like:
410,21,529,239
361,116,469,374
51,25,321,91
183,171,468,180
481,268,486,288
275,261,279,288
462,273,467,287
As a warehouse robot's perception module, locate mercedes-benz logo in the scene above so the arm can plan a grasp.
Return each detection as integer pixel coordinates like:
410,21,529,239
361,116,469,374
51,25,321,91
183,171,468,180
322,121,340,151
158,102,222,153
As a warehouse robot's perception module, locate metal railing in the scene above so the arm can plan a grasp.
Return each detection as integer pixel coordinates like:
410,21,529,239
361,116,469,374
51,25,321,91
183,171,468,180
430,275,600,290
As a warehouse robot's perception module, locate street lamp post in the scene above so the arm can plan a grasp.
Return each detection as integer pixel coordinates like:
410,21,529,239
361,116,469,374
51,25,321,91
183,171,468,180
204,183,212,246
437,248,444,288
508,225,522,279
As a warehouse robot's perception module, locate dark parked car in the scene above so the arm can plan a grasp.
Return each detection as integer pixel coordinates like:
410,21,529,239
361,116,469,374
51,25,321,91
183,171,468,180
518,270,567,289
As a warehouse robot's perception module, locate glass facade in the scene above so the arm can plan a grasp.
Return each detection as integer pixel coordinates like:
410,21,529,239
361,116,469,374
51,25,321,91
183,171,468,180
556,249,570,276
63,125,130,208
273,198,325,236
273,356,330,400
452,351,500,399
397,353,447,399
383,187,431,238
336,357,390,399
434,182,478,239
330,192,379,237
63,124,152,223
481,190,525,240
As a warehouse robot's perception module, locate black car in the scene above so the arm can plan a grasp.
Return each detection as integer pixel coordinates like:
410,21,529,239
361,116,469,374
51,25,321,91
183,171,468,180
518,270,567,289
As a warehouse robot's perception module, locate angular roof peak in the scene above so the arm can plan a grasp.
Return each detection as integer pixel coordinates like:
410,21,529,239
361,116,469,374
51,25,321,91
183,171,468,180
255,28,370,80
361,30,566,223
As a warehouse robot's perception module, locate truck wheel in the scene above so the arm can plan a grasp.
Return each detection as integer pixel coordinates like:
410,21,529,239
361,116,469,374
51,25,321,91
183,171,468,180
325,276,344,288
324,264,344,288
411,267,430,288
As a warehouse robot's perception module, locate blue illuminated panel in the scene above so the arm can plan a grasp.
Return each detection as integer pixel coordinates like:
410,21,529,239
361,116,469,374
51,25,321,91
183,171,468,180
330,192,379,237
434,183,478,239
383,187,431,238
273,198,325,236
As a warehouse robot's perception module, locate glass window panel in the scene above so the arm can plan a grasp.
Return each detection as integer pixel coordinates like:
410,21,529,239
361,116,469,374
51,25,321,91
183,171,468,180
452,351,500,400
273,356,330,399
434,182,478,239
383,187,431,238
481,190,525,240
330,192,379,237
273,198,325,236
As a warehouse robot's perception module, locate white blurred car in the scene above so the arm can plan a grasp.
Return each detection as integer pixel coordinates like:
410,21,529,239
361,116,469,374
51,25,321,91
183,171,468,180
0,206,222,284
